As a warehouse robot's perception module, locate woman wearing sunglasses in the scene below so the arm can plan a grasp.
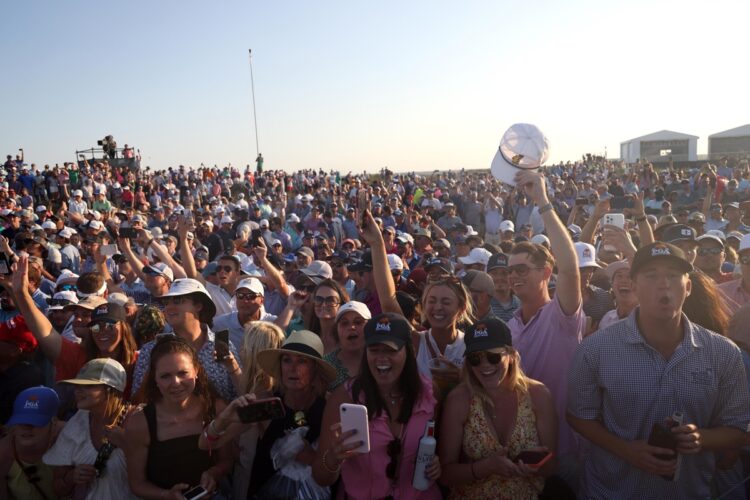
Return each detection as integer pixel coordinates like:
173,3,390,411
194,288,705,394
44,358,136,500
309,279,350,354
439,318,557,499
323,300,372,390
313,313,442,499
11,256,139,399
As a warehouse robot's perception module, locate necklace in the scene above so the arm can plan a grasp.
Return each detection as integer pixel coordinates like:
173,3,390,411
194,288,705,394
387,391,403,406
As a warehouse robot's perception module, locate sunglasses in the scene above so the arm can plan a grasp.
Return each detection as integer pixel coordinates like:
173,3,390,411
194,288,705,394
58,284,77,292
297,284,316,293
236,291,261,301
386,437,402,480
160,296,187,306
216,265,236,273
48,298,73,306
507,264,544,277
330,261,346,268
697,247,723,256
313,296,340,307
91,323,117,334
466,350,508,367
740,254,750,265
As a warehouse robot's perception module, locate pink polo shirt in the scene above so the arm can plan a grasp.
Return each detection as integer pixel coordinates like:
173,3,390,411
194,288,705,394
341,375,441,500
508,294,585,456
718,278,750,314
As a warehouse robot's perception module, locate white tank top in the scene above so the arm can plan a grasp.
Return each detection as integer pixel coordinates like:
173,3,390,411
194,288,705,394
416,328,465,380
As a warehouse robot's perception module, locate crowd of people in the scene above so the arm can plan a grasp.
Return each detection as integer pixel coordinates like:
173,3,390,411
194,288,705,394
0,149,749,499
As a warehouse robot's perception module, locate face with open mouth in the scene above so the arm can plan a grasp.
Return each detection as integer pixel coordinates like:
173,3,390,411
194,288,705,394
154,352,198,403
632,262,690,320
611,268,635,303
336,312,366,352
506,254,547,300
366,344,406,387
91,322,122,355
468,349,511,389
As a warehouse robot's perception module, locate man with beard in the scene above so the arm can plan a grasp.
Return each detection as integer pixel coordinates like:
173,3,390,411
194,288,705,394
212,278,279,348
567,242,749,498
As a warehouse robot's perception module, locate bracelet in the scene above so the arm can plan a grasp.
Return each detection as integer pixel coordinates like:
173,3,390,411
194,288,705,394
208,419,226,437
538,203,553,215
322,449,342,474
634,215,647,222
470,461,479,480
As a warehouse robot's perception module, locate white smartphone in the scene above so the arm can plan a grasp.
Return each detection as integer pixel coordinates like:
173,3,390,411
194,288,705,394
100,244,118,257
601,213,625,230
182,485,208,500
339,403,370,453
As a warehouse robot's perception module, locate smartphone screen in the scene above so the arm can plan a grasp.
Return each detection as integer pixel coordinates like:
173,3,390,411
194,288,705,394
215,330,230,360
100,244,118,257
250,229,263,247
182,485,208,500
236,397,286,423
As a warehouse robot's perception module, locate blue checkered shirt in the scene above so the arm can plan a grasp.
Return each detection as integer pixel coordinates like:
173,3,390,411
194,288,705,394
567,309,749,499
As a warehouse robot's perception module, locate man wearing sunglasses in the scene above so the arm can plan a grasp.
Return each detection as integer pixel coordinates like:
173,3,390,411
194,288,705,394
326,251,355,297
693,232,733,284
567,242,749,499
506,170,585,488
213,278,279,348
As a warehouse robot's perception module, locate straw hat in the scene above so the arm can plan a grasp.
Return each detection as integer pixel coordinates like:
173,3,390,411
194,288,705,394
256,330,336,383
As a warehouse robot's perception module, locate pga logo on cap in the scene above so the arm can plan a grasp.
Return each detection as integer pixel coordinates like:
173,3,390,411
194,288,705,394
651,243,672,257
375,317,391,332
24,395,40,410
473,324,489,338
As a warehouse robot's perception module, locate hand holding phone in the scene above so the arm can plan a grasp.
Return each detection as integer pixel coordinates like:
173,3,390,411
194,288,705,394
214,330,231,361
182,485,208,500
339,403,370,453
236,397,286,423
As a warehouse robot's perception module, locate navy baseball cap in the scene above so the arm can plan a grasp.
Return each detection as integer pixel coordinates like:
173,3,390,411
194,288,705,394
464,318,512,355
486,253,509,271
365,313,411,350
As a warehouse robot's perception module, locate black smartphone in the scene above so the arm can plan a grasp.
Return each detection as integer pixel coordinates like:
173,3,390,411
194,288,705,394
610,196,635,210
236,397,286,423
250,229,263,247
575,198,588,206
119,227,137,239
214,330,230,360
647,422,678,480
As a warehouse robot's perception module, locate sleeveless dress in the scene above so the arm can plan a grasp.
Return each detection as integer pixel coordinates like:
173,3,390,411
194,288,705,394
143,403,214,489
448,392,545,500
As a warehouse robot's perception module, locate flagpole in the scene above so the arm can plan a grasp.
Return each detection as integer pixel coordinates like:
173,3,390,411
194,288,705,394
248,49,260,157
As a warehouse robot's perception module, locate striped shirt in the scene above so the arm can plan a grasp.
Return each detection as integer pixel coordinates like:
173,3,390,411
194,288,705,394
567,309,750,499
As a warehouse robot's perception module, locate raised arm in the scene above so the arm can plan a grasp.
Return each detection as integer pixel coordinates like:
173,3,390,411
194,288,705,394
178,215,207,285
117,237,148,283
10,256,62,361
516,170,581,315
251,239,290,298
580,200,609,245
359,209,402,315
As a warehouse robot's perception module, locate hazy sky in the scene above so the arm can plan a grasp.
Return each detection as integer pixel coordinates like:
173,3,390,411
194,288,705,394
2,1,748,172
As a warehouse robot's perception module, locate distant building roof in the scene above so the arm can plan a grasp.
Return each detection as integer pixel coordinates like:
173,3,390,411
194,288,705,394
709,124,750,139
621,130,699,144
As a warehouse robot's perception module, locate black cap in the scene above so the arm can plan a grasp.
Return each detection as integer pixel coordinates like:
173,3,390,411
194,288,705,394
87,303,127,326
662,224,697,244
630,242,693,277
486,253,509,271
465,318,512,354
424,258,454,274
364,313,411,350
347,250,373,272
325,250,350,263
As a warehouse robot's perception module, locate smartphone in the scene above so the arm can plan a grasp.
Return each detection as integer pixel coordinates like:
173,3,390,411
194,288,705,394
0,255,10,275
214,330,230,360
100,244,118,257
609,196,635,211
339,403,370,453
119,226,137,239
236,397,286,423
647,422,678,480
601,213,625,230
250,229,263,247
575,198,588,206
182,485,208,500
513,450,554,469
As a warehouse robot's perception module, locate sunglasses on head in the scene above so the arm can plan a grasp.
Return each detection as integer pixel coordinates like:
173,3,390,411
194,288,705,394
466,350,508,367
236,291,261,301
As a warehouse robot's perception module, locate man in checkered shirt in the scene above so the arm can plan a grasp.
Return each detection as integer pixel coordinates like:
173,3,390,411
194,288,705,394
567,242,749,498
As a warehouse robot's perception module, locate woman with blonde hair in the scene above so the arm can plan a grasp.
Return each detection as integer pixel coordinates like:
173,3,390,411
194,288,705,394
232,321,286,499
439,318,557,500
415,277,474,399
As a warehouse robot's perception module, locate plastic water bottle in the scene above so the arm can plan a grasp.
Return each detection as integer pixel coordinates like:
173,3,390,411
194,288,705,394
412,420,436,490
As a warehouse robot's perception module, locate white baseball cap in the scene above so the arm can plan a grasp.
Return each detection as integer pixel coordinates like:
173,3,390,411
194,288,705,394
58,228,75,239
143,262,175,282
301,261,333,280
235,277,265,296
459,247,493,267
220,215,234,225
73,189,83,197
490,123,550,186
575,242,600,269
499,220,515,233
335,301,372,322
531,234,551,246
387,254,404,271
47,291,79,311
260,219,269,228
41,220,56,230
89,220,103,230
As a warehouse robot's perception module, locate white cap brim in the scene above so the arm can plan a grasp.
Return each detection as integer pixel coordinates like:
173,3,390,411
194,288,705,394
491,148,539,186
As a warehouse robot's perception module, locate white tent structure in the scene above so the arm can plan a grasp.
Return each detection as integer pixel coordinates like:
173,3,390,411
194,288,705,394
620,130,698,163
708,124,750,159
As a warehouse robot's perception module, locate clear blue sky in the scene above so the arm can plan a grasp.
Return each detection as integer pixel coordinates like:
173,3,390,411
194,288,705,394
2,0,748,172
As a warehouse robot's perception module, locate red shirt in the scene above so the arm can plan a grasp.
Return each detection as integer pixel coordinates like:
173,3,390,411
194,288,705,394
55,339,138,400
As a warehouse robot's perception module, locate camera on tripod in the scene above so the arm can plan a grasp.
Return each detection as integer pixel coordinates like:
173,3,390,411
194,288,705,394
97,135,117,159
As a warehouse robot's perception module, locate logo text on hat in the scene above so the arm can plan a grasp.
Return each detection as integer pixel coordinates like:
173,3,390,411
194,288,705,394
375,317,391,332
651,244,671,257
474,324,489,337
